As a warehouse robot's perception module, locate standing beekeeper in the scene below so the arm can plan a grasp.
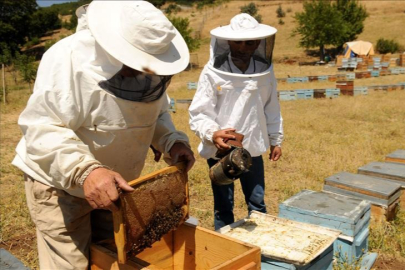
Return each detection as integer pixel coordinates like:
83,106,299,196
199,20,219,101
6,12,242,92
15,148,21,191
189,13,284,230
12,1,195,269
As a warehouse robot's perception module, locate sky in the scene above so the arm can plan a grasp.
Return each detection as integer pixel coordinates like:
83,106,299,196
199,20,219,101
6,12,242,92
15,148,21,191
36,0,79,7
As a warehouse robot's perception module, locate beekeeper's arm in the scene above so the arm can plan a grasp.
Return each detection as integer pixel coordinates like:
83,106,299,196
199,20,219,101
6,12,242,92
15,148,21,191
18,85,133,211
151,94,195,172
264,67,284,161
189,73,235,151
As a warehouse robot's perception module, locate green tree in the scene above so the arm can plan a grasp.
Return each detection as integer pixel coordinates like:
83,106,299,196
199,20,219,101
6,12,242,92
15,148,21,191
293,0,346,61
169,16,200,52
15,52,38,91
0,0,38,55
335,0,368,49
29,8,61,38
240,2,262,23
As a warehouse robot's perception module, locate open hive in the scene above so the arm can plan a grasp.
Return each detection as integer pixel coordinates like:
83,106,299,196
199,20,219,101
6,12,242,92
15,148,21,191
113,163,189,263
218,211,340,266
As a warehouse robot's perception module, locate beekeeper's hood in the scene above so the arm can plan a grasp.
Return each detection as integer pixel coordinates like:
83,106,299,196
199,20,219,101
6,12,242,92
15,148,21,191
209,13,277,77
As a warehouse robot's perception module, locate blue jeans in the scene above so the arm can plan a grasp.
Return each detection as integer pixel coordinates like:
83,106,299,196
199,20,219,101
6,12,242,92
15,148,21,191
207,156,267,230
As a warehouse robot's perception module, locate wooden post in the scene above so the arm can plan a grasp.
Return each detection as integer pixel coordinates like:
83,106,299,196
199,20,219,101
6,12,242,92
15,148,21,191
2,63,5,105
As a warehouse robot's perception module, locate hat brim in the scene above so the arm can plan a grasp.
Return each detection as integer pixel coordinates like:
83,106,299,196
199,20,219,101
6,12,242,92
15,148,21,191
210,24,277,40
87,1,190,76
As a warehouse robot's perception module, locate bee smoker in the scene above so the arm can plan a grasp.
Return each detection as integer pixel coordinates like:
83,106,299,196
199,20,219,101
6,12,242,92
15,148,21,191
209,132,252,185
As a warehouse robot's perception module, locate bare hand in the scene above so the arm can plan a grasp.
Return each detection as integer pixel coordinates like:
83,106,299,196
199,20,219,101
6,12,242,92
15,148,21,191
169,142,195,172
269,146,282,161
212,128,236,150
83,168,134,211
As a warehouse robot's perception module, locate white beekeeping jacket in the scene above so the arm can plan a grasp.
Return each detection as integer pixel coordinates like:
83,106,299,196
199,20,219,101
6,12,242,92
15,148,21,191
189,14,284,159
12,28,189,198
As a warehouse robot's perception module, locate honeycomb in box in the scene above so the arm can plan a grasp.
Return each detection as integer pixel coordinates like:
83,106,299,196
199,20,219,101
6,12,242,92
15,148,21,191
121,169,188,255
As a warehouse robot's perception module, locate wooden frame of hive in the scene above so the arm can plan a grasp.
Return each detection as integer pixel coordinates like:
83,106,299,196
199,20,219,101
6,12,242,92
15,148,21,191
112,163,189,264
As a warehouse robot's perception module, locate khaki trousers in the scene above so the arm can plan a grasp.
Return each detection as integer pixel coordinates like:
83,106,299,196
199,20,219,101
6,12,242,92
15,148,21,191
25,175,113,270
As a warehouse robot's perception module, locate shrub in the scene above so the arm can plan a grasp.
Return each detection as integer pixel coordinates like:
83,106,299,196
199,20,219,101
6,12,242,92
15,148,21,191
278,19,285,25
376,38,400,54
240,2,262,22
276,5,286,18
165,4,181,15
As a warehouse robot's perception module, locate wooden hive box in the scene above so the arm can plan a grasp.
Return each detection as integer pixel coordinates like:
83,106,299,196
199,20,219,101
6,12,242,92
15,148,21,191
278,190,373,265
358,161,405,182
323,172,401,222
91,223,261,270
386,149,405,164
278,90,297,101
218,211,340,270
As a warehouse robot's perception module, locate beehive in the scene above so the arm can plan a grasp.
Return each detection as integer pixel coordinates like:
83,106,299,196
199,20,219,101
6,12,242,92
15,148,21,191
324,172,401,222
386,149,405,164
91,223,261,270
218,211,340,270
278,190,374,265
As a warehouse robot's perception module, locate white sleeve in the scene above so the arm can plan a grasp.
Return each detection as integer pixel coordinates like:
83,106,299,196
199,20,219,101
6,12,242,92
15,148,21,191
264,67,284,146
17,87,99,190
188,71,221,144
151,94,191,156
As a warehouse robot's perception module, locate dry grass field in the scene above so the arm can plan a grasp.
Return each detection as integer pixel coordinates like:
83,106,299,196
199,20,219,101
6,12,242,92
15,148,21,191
1,1,405,269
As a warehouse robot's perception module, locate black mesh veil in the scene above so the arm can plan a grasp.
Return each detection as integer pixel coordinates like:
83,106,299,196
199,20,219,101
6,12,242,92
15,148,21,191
99,73,172,102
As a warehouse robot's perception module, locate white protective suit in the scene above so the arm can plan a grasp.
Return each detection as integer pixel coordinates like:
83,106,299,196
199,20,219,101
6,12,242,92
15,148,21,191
189,21,284,159
12,27,189,198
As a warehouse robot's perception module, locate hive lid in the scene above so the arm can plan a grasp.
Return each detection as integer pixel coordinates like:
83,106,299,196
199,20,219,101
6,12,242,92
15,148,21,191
325,172,401,205
358,161,405,182
218,211,340,266
279,190,370,225
386,149,405,163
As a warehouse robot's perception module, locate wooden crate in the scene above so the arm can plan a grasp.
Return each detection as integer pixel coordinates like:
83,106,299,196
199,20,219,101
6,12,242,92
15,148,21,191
90,223,261,270
386,149,405,164
324,172,401,222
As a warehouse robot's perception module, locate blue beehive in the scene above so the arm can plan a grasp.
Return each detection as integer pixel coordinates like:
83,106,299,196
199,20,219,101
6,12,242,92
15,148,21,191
325,88,340,98
278,190,373,265
279,90,297,101
317,75,328,81
168,97,176,112
345,73,355,80
354,86,368,96
187,81,198,90
287,77,297,83
371,70,380,77
295,89,314,99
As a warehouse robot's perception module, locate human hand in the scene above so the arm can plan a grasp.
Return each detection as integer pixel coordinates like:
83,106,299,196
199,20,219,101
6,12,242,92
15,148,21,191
212,128,236,151
83,168,134,211
150,145,162,162
169,142,195,172
269,145,282,161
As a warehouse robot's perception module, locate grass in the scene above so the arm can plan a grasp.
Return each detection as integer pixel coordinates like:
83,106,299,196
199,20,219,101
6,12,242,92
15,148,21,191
1,1,405,268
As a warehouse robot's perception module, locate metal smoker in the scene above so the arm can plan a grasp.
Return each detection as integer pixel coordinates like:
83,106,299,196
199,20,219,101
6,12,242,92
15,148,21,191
209,132,252,185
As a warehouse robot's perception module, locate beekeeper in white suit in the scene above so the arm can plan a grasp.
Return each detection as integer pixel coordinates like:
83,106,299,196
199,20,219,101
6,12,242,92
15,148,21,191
12,1,194,269
189,14,284,230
